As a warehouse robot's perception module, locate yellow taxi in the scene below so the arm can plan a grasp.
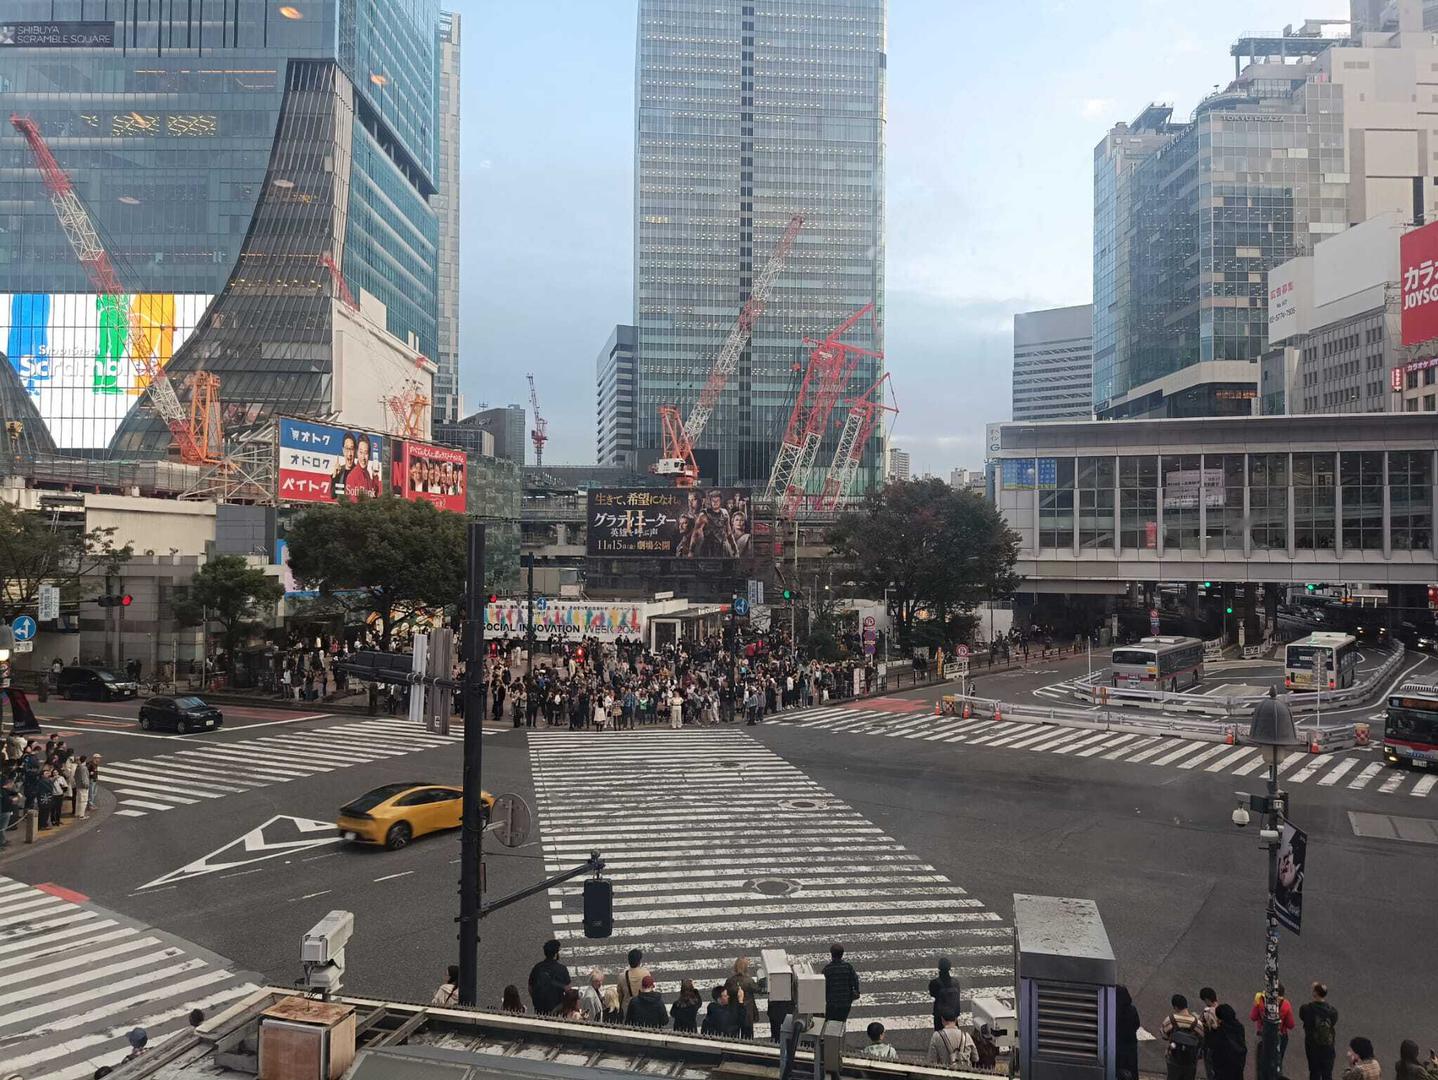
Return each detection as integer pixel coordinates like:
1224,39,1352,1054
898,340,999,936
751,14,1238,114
337,782,495,851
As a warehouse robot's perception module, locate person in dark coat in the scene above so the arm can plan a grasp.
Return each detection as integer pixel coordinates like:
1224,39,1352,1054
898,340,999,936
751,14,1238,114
1115,985,1142,1080
670,979,702,1033
821,943,860,1025
701,985,741,1037
1209,1004,1248,1080
623,975,667,1028
527,939,570,1015
929,957,962,1031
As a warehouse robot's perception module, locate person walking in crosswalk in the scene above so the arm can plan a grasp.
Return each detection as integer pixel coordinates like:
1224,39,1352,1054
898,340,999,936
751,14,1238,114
821,943,861,1027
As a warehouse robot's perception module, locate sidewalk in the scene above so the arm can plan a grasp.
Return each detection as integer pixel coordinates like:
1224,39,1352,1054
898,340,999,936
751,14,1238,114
0,786,113,867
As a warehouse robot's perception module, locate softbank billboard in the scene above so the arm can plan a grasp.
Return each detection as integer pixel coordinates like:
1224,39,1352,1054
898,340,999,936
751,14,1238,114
1400,220,1438,346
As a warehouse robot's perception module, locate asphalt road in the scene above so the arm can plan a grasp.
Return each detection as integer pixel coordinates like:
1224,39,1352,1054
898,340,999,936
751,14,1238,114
4,688,1435,1069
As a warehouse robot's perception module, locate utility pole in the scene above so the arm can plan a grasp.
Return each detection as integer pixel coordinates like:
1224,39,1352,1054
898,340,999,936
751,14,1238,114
524,553,536,674
458,524,486,1006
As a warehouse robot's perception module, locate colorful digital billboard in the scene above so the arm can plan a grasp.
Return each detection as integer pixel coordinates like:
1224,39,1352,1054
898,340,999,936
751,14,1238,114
586,488,753,558
392,439,467,514
277,418,385,504
1,291,212,449
1400,220,1438,346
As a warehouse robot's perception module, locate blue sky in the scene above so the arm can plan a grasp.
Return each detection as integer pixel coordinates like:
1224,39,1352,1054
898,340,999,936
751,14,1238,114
460,0,1346,473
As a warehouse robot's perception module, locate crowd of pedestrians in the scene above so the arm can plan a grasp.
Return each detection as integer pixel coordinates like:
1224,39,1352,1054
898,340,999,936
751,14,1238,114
446,940,1004,1069
1120,981,1438,1080
0,731,102,847
467,633,882,731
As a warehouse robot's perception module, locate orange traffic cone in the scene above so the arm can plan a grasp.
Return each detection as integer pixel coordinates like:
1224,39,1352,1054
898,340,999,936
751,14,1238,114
962,701,972,719
934,701,942,716
1309,731,1321,754
1224,726,1236,746
993,703,1003,722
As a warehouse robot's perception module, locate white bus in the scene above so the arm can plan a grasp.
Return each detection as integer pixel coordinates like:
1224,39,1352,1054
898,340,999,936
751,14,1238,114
1110,636,1205,692
1284,632,1358,691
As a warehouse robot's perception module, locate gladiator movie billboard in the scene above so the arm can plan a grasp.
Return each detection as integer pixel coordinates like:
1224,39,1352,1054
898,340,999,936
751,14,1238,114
392,439,467,514
586,488,753,559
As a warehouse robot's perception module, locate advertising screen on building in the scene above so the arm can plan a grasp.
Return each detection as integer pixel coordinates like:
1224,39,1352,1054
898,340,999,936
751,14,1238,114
1,292,211,449
1400,220,1438,345
277,418,385,504
587,488,752,558
392,440,467,514
485,600,644,643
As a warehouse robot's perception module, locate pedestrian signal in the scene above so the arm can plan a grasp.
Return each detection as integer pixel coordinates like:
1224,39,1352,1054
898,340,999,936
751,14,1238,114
583,877,612,938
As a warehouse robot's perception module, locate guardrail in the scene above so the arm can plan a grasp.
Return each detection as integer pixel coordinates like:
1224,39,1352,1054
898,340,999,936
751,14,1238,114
935,694,1375,755
1070,644,1406,719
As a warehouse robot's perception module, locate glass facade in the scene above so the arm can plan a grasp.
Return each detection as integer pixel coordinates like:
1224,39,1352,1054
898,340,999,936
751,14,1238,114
432,10,461,423
634,0,886,488
1095,76,1349,419
0,0,439,458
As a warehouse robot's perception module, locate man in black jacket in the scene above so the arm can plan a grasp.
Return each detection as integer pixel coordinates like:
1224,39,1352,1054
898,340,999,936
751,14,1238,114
822,942,860,1025
624,974,668,1028
527,939,570,1015
702,985,741,1037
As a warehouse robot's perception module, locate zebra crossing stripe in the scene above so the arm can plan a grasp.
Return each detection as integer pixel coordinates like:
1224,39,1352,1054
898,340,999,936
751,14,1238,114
1287,756,1328,784
1177,744,1231,770
1205,746,1257,772
1052,731,1117,756
1103,736,1157,760
1412,774,1438,797
1316,758,1359,787
1347,762,1385,790
1378,770,1407,794
527,730,1013,1043
1077,733,1138,757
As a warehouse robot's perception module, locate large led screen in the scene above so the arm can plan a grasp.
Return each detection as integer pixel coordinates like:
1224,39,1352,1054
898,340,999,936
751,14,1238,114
1,291,212,449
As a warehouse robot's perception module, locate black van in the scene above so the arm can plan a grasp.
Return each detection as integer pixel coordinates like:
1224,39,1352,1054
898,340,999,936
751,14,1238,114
56,666,140,701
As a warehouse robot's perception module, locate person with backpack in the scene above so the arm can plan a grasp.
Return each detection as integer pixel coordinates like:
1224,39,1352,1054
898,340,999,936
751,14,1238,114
617,948,651,1011
927,1009,979,1069
1300,982,1340,1080
1162,993,1206,1080
1208,1004,1248,1080
527,939,570,1015
1251,983,1298,1076
928,957,963,1031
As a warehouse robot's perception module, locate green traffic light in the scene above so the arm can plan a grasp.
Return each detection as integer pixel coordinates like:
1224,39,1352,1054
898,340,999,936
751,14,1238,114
1225,606,1234,614
1203,581,1212,589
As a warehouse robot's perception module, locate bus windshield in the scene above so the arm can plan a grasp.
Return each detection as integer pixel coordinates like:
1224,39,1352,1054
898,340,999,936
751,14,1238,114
1388,698,1438,745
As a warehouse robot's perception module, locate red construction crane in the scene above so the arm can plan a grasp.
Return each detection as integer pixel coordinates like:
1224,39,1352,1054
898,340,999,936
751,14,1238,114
653,213,804,487
815,373,898,512
9,113,221,464
319,252,359,311
764,303,882,519
527,373,548,466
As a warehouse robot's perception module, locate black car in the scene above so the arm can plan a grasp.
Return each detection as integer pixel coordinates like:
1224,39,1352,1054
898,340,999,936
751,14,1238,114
56,666,139,702
138,696,224,734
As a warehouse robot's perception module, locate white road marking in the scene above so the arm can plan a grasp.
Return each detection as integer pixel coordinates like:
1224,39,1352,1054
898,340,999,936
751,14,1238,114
1347,762,1385,790
1411,774,1438,797
1317,758,1359,786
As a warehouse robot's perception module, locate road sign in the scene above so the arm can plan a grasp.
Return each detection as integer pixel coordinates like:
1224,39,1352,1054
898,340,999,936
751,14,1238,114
1149,607,1160,635
863,615,876,629
747,579,764,609
13,641,33,653
955,658,969,675
956,644,969,658
38,585,59,622
733,596,751,618
1312,652,1326,686
488,792,532,848
11,615,36,642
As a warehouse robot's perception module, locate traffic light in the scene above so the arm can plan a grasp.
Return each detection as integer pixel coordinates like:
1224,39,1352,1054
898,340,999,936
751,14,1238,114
94,594,133,608
487,594,499,605
582,877,613,938
1306,583,1317,593
782,588,795,601
1203,581,1212,589
1225,605,1234,615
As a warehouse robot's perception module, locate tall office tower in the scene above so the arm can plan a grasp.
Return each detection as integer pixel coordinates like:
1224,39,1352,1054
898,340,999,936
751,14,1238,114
434,403,525,463
887,447,910,482
434,11,463,425
1094,9,1438,420
633,0,886,489
0,0,441,458
596,324,638,467
1012,304,1094,421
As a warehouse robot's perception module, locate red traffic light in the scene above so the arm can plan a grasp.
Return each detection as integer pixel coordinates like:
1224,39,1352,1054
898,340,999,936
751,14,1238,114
487,594,499,605
120,594,133,607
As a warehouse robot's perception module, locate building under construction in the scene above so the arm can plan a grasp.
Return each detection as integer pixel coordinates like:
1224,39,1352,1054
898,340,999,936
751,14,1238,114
0,0,449,463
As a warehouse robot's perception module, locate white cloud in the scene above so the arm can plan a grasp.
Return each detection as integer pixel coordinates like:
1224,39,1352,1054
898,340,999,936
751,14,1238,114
1079,97,1115,120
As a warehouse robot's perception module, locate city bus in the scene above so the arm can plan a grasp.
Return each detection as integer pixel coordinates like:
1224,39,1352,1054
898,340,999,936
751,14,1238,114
1109,636,1205,692
1384,683,1438,768
1284,632,1358,691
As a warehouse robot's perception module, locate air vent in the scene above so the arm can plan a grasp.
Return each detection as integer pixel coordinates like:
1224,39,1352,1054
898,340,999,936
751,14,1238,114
1034,982,1100,1063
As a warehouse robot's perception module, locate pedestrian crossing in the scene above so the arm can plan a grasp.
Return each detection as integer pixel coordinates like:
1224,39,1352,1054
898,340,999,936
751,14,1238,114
103,717,479,818
528,729,1014,1042
0,875,260,1080
770,706,1438,799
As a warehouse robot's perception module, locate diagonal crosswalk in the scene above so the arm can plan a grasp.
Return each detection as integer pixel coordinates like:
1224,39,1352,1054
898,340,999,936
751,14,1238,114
528,729,1014,1039
771,706,1438,800
0,875,260,1080
103,716,486,817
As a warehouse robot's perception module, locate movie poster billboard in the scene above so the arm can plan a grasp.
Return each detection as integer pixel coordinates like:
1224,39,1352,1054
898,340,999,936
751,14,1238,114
391,440,467,513
586,488,752,558
277,418,385,504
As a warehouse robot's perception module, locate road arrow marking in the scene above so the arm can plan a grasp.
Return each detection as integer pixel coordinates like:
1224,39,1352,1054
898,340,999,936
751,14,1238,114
137,815,342,891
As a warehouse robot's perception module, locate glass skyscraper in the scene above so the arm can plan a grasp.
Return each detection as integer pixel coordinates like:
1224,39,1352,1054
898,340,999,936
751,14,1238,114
634,0,886,490
0,0,440,458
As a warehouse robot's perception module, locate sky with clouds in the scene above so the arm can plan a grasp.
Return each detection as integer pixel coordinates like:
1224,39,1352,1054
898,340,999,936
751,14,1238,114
461,0,1346,473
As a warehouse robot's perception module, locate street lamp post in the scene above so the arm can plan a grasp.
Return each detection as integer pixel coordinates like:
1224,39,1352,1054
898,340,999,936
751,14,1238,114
1236,687,1304,1080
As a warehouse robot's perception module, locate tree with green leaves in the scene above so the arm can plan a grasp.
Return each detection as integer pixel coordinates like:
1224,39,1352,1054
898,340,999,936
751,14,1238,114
172,555,284,656
826,478,1020,654
0,502,132,622
283,496,467,647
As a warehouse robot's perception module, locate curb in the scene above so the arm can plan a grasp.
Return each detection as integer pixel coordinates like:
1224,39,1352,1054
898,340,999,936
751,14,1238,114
0,786,115,868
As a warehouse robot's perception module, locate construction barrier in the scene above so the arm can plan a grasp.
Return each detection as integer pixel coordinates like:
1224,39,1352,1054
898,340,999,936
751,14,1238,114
1354,722,1370,747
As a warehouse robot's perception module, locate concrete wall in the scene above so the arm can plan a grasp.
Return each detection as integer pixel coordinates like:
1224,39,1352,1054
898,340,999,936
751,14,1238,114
84,493,216,555
332,296,436,439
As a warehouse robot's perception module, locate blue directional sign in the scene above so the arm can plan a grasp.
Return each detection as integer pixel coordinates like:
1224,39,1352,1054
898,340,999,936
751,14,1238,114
732,597,751,618
11,615,37,642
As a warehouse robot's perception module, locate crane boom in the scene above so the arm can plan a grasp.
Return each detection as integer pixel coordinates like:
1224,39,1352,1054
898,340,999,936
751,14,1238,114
9,113,216,463
653,213,803,485
815,374,896,512
527,372,548,466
